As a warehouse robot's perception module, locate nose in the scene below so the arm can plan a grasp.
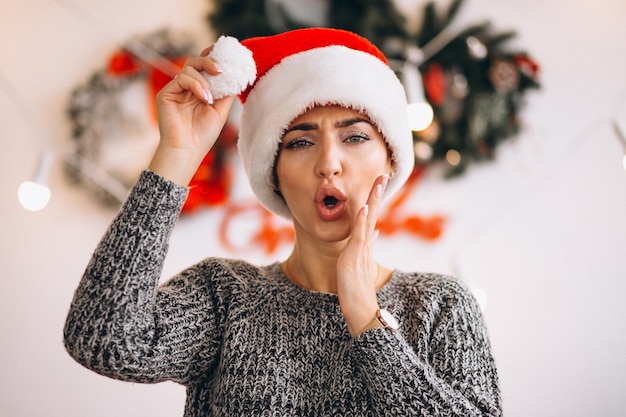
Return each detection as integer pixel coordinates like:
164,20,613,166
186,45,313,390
315,138,342,178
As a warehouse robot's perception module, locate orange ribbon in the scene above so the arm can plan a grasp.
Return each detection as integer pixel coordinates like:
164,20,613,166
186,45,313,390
219,201,295,255
377,166,446,241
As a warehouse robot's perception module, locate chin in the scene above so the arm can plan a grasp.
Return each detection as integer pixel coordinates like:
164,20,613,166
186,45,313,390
292,208,354,244
314,221,352,244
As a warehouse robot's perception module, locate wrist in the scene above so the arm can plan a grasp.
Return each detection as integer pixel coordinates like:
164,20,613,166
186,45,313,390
148,144,205,186
345,303,379,338
351,308,399,338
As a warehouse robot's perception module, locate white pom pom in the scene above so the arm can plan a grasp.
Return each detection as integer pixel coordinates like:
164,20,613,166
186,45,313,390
203,36,256,99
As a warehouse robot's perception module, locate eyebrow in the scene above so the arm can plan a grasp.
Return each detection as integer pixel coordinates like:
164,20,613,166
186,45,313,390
282,117,373,136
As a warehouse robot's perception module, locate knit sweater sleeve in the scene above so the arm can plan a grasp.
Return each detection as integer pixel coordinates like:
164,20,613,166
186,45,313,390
63,170,220,386
350,277,502,416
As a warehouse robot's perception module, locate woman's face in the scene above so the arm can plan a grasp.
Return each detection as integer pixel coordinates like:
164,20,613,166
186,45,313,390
275,105,393,243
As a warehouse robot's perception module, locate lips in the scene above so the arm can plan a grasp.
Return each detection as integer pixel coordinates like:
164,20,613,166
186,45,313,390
314,185,347,221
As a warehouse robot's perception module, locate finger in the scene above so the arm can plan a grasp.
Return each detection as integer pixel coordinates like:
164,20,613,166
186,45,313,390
174,56,222,104
349,203,372,252
364,174,389,236
199,45,214,57
350,182,380,249
348,204,377,282
185,55,223,76
163,69,212,104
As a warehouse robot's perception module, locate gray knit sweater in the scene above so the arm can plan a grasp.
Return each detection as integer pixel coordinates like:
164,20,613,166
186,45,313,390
64,170,502,417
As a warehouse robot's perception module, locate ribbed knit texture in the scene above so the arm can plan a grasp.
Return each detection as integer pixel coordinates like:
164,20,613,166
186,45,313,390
64,170,502,417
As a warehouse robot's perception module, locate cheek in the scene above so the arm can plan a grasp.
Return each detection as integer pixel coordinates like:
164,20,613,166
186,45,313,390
352,155,392,197
357,149,393,194
275,156,301,197
361,144,393,174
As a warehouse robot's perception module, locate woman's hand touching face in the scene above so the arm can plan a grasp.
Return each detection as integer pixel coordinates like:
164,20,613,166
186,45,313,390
336,173,390,337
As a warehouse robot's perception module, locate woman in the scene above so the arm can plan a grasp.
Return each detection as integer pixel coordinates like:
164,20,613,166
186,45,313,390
64,28,502,416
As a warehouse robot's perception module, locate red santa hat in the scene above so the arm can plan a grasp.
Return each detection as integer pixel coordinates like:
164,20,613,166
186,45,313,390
205,28,414,219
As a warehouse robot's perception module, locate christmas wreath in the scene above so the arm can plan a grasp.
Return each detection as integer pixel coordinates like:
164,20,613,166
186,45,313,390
65,29,237,213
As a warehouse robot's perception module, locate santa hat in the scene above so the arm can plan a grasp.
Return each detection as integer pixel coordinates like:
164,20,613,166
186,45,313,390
205,28,414,219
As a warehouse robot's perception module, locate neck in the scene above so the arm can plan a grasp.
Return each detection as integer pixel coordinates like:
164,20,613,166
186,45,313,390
281,239,391,294
282,245,340,293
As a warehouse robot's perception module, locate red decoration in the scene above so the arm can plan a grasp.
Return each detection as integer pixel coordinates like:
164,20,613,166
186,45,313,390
513,54,540,80
377,166,446,241
182,123,238,213
107,49,186,122
147,57,186,121
422,62,447,106
108,51,142,76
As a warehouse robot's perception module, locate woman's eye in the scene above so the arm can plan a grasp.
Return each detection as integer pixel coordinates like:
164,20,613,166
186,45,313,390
285,138,312,149
345,134,369,143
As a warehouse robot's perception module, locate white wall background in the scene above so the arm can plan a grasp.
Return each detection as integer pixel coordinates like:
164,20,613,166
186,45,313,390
1,0,625,416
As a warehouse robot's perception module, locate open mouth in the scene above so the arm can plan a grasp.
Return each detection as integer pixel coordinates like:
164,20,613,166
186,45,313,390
323,196,339,208
315,186,347,221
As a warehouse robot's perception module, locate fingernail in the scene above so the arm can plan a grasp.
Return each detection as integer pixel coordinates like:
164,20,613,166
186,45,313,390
376,184,383,199
204,89,214,105
213,62,223,73
363,204,369,217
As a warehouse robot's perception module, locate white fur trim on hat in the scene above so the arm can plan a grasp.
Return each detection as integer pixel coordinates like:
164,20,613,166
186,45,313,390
203,36,256,99
238,45,414,219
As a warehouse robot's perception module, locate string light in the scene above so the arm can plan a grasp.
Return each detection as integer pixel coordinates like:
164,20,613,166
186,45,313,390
407,102,434,132
402,46,434,132
0,67,54,212
18,150,53,211
414,141,434,160
466,36,488,59
446,149,462,166
18,182,51,211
